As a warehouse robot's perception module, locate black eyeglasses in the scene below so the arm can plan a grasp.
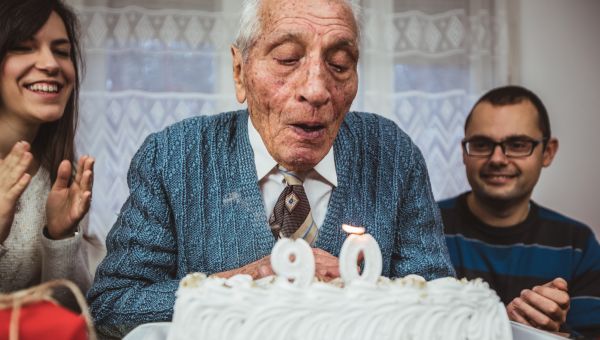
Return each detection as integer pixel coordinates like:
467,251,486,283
462,137,547,158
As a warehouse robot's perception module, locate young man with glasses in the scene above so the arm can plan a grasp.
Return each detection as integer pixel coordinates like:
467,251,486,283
439,85,600,338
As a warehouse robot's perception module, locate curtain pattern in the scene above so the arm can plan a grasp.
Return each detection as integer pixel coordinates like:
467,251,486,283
70,0,510,240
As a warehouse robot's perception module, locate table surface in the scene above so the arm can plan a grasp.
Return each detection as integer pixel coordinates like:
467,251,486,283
123,321,566,340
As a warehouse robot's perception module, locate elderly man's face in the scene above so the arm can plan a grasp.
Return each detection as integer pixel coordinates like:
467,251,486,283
232,0,359,171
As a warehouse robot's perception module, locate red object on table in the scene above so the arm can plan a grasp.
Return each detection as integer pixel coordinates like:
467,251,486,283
0,300,87,340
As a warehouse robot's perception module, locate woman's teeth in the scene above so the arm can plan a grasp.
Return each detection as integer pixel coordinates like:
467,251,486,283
27,83,59,93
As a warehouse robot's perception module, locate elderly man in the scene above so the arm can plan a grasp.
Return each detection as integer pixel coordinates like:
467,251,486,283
88,0,454,337
440,86,600,338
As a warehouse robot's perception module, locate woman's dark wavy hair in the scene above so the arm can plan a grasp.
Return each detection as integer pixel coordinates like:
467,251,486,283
0,0,83,182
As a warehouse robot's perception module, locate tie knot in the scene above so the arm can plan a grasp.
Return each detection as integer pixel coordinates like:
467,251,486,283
278,166,303,186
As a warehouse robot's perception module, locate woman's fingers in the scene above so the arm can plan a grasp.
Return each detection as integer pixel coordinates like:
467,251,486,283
74,156,85,184
80,157,95,191
1,143,32,186
52,160,72,191
2,142,30,168
77,190,92,217
6,173,31,202
0,142,33,208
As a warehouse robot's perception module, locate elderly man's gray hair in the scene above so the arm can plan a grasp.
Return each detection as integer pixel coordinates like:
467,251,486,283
233,0,362,61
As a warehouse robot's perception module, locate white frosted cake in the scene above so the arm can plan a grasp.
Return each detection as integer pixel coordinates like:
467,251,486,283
168,273,512,340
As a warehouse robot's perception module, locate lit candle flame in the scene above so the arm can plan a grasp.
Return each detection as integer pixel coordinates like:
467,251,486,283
342,224,365,235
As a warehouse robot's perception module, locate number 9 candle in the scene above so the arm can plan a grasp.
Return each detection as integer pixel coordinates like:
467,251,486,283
270,238,315,287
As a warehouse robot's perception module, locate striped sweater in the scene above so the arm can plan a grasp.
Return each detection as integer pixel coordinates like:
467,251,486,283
440,192,600,338
88,110,455,338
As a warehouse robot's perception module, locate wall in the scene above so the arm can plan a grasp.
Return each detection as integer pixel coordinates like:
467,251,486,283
515,0,600,236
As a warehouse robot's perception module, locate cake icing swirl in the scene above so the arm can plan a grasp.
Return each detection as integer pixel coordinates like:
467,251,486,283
169,273,512,340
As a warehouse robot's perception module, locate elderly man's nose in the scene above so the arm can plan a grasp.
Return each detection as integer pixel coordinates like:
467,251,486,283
297,63,331,108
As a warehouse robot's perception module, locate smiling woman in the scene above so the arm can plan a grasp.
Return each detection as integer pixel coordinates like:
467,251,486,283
1,12,75,129
0,0,95,306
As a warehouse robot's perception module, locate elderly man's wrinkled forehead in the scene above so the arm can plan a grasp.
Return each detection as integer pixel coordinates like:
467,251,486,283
258,0,359,39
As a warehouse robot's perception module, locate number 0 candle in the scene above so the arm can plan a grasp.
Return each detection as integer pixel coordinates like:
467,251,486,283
339,224,383,284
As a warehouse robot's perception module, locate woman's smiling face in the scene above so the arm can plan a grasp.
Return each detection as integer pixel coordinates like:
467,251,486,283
0,11,74,126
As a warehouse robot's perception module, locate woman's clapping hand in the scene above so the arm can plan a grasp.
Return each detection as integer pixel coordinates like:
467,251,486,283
0,142,33,243
46,155,94,240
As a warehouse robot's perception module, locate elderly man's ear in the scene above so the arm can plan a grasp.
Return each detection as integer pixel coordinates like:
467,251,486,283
231,46,246,104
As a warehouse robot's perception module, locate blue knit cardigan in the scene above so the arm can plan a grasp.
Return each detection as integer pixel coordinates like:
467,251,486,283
88,110,455,337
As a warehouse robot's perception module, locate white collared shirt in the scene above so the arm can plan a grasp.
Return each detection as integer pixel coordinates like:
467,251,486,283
248,118,337,229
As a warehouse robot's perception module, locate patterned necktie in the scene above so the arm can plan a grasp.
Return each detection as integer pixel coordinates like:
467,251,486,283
269,166,318,246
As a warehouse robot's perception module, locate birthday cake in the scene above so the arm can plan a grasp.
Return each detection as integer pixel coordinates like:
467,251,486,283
168,273,512,340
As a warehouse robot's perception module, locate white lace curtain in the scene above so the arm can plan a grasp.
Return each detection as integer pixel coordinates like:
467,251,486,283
67,0,510,241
